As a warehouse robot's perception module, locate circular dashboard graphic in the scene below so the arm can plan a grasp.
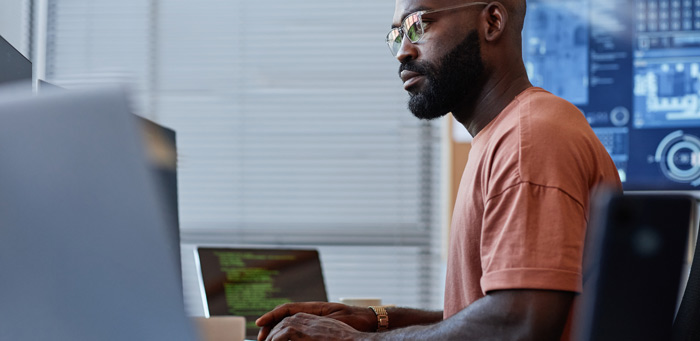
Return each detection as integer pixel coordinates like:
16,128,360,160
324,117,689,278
654,130,700,186
610,106,630,127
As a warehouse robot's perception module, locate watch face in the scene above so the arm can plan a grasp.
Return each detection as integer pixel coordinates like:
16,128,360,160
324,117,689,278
370,306,389,330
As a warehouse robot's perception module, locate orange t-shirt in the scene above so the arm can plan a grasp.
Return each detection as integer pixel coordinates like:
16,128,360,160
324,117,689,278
444,88,621,334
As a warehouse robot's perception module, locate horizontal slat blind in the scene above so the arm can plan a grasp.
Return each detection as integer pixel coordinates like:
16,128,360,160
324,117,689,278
40,0,445,313
44,0,153,114
160,1,433,235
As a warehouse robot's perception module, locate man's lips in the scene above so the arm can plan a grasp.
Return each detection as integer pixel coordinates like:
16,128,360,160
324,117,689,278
400,70,424,90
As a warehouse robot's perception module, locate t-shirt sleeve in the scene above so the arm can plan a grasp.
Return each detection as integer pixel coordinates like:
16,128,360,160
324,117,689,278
479,182,586,294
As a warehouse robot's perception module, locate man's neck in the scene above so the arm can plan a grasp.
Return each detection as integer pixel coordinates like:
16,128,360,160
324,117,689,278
454,71,532,137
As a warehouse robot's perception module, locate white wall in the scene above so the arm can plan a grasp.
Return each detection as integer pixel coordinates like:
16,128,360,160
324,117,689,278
0,0,27,57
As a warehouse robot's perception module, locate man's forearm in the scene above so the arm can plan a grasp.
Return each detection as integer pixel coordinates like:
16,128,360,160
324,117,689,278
366,306,480,340
382,307,443,330
368,290,574,340
369,300,506,340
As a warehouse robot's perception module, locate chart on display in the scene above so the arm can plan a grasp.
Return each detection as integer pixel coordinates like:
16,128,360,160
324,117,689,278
523,0,700,190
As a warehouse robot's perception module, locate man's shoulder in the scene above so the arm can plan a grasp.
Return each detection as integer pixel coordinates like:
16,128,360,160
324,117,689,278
481,88,591,150
486,88,618,194
521,88,586,124
485,88,584,137
511,88,595,144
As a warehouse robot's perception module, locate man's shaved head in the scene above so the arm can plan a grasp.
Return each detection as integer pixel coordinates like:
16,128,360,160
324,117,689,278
500,0,526,32
439,0,526,45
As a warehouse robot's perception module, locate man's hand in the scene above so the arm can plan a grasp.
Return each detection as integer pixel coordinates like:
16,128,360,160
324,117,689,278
256,302,377,340
263,313,371,341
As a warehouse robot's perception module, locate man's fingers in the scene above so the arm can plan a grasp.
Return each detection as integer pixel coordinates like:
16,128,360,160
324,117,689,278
255,303,353,340
265,314,360,341
256,303,297,326
265,315,311,341
256,303,326,327
257,306,313,340
257,325,271,341
255,307,287,327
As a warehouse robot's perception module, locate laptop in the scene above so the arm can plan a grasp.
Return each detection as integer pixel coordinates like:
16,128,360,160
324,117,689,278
197,247,328,339
0,85,196,340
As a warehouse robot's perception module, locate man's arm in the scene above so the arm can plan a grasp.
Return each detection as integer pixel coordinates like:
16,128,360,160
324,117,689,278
372,289,574,340
376,307,444,330
255,302,443,340
261,289,574,340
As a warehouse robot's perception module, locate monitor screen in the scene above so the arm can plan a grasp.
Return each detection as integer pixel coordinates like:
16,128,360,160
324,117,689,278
523,0,700,190
28,81,183,283
137,117,182,286
0,35,31,86
197,248,328,338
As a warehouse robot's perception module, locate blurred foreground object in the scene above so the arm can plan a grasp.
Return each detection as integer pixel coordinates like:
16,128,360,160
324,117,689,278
0,85,195,341
574,193,695,340
192,317,245,341
0,34,31,91
673,206,700,340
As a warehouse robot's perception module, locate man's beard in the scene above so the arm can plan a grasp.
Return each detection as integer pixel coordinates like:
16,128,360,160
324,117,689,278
400,30,485,120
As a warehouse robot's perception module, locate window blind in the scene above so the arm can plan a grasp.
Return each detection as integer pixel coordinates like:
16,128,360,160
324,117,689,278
36,0,446,313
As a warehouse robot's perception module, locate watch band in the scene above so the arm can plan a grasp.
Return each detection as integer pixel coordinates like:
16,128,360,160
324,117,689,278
368,305,389,332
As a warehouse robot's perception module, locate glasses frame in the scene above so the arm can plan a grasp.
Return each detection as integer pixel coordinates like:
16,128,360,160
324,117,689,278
386,2,488,56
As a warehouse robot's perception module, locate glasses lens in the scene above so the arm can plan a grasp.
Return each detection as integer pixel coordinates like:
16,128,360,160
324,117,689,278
387,29,402,55
404,13,423,43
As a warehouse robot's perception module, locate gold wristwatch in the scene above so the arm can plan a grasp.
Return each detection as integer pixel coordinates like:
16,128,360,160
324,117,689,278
368,306,389,332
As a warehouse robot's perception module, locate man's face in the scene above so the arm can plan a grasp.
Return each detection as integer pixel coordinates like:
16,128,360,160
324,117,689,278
393,0,486,120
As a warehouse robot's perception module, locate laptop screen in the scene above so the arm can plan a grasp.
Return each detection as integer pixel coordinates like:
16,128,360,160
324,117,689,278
197,247,328,337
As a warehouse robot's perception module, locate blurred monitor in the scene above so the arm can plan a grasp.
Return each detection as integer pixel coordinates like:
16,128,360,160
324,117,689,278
31,81,182,283
38,79,64,93
138,116,182,287
523,0,700,190
0,86,194,340
0,35,31,89
574,193,694,340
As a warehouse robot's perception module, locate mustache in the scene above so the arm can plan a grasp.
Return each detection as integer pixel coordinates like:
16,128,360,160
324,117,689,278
399,61,431,76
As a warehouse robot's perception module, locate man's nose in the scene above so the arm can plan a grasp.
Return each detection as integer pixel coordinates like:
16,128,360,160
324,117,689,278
396,36,419,63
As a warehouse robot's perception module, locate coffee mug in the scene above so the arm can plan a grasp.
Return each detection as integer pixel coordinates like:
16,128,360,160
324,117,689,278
339,297,382,307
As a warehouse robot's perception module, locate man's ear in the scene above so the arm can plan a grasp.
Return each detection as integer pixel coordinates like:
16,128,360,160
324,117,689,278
482,2,508,42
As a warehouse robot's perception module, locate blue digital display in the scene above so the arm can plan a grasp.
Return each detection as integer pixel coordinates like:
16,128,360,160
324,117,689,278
523,0,700,190
523,0,590,106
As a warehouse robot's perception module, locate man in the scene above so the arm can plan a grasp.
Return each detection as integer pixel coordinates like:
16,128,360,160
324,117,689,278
256,0,621,339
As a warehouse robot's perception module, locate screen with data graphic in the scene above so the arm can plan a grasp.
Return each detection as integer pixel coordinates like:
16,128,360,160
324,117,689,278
523,0,700,190
198,248,327,338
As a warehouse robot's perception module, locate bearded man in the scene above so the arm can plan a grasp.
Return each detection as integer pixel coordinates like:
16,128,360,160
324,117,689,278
256,1,621,340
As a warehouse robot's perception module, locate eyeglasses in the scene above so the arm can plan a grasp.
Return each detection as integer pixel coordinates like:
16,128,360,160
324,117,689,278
386,2,488,56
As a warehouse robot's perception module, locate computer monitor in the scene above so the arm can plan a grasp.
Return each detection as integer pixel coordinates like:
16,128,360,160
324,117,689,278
28,82,183,286
0,34,31,88
38,79,64,92
138,116,182,286
0,85,195,341
197,247,328,339
523,0,700,190
574,193,694,339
